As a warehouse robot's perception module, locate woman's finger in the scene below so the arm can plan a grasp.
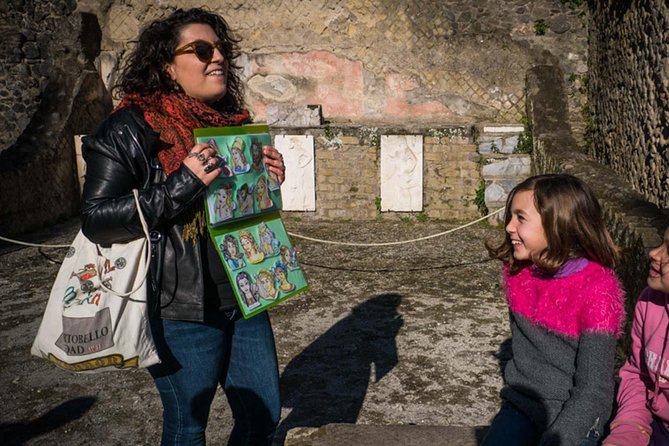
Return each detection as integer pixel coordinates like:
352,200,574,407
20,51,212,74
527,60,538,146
262,145,286,185
183,144,222,185
188,143,218,161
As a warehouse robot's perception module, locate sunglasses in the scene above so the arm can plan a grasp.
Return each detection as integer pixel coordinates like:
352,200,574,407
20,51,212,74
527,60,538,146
174,40,226,63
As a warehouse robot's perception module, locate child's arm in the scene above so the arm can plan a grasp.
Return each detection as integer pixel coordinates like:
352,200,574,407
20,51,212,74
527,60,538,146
539,331,618,445
602,296,654,445
540,274,626,445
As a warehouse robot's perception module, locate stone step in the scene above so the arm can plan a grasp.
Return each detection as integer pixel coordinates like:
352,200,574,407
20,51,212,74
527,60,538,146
480,124,525,134
477,123,526,155
482,156,532,180
476,123,529,224
284,424,488,446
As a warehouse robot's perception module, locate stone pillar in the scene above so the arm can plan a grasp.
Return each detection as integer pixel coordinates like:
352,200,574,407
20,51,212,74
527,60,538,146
0,10,112,237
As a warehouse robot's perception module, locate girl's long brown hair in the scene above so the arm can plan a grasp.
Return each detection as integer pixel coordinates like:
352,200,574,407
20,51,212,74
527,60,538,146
487,174,621,274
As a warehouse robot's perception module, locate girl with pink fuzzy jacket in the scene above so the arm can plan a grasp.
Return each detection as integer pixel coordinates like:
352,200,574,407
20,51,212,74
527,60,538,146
603,225,669,446
483,174,625,446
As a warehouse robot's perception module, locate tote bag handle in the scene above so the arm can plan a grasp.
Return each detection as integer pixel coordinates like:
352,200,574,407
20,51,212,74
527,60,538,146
98,189,152,298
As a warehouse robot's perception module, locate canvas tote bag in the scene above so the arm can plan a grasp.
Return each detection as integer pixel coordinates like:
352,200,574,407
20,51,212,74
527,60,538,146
31,190,160,372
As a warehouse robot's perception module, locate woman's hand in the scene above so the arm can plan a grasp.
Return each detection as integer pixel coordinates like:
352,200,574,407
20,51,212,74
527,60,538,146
263,146,286,185
183,143,222,186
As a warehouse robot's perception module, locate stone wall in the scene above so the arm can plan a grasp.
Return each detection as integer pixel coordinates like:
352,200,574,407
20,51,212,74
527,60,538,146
77,0,588,126
0,1,112,236
478,125,531,223
0,0,592,235
271,125,480,220
423,132,480,220
527,65,667,341
0,0,73,153
588,0,669,208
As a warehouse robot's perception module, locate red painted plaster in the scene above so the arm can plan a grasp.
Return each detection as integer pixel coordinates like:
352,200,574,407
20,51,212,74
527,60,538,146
247,51,364,120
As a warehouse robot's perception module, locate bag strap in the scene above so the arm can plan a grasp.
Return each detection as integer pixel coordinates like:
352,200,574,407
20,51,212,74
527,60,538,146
98,189,151,299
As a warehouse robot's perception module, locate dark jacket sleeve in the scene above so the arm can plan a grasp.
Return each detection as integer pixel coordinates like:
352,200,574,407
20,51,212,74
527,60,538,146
80,106,206,244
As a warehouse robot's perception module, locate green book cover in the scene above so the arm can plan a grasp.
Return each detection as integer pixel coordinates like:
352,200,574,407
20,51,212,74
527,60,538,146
208,212,308,318
195,125,308,318
194,124,282,227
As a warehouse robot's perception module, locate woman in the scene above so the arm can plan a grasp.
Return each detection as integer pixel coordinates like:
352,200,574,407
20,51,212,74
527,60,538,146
258,222,280,257
239,229,264,264
255,176,274,210
236,183,254,215
221,234,246,270
236,271,261,310
274,262,295,293
213,182,235,221
80,8,284,445
230,136,250,173
255,269,279,301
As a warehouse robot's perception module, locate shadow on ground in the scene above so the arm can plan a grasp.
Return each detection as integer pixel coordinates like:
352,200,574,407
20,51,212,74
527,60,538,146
0,218,508,445
276,293,403,443
0,397,96,446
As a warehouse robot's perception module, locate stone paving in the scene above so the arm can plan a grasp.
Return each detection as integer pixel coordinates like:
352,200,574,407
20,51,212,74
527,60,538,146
0,216,508,445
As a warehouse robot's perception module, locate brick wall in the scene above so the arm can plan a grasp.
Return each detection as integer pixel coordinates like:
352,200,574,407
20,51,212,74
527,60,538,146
271,126,480,221
316,133,379,220
423,134,480,220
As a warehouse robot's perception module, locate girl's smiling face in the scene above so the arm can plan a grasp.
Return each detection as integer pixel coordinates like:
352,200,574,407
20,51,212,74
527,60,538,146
648,227,669,293
505,190,548,263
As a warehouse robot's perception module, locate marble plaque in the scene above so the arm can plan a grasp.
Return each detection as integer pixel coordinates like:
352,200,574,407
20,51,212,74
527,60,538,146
380,135,423,212
274,135,316,211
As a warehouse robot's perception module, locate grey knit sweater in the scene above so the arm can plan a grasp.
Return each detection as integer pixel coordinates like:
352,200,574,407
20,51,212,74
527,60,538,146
500,261,625,445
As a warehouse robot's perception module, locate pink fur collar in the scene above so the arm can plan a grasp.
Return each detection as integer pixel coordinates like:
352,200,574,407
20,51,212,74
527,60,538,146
503,262,624,337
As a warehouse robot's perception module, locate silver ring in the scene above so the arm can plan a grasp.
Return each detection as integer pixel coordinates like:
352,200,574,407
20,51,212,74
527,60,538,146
204,162,215,173
196,153,206,162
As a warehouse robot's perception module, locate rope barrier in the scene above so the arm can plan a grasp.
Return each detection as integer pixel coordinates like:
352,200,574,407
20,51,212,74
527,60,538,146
0,235,71,249
287,207,504,247
0,207,504,250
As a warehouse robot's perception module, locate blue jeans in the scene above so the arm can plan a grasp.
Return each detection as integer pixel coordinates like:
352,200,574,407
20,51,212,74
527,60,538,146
149,310,281,446
481,402,539,446
481,402,601,446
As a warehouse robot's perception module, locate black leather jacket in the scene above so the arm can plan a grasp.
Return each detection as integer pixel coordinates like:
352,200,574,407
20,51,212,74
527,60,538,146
81,105,212,322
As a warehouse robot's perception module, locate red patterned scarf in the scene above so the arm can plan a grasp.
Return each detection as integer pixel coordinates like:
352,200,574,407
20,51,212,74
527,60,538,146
117,92,250,175
116,92,250,242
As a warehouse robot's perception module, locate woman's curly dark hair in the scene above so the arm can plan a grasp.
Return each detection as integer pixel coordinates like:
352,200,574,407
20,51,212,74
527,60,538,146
113,8,245,112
